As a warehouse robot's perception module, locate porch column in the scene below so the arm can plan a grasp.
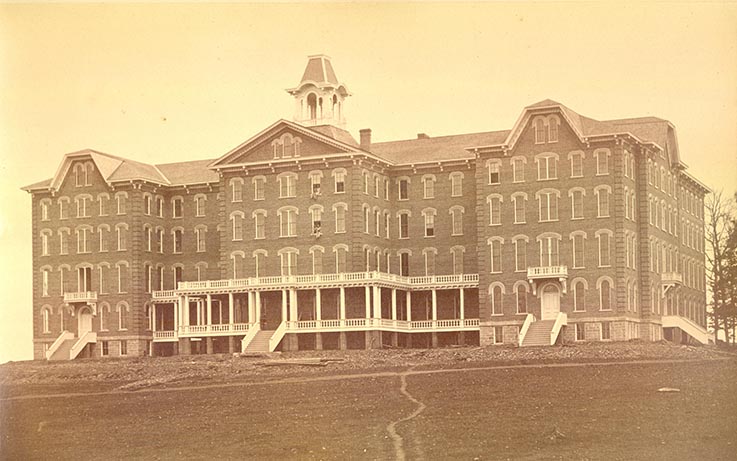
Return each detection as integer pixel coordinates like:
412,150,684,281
315,289,322,321
339,287,346,321
255,291,262,323
206,294,213,326
247,291,255,324
460,288,465,320
406,291,412,322
391,289,397,320
228,292,234,325
432,289,437,321
281,290,288,323
174,298,180,331
373,286,381,319
183,295,190,327
364,286,371,319
151,304,157,331
289,289,298,323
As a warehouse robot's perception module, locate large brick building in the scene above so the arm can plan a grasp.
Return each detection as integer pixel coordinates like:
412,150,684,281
23,55,710,360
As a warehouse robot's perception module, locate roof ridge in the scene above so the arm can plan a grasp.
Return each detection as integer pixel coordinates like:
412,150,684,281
372,129,510,145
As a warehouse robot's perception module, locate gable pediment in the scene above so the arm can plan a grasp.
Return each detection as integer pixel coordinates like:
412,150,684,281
210,120,359,168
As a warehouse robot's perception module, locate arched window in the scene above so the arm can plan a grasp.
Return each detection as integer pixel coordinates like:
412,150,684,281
490,283,504,315
422,208,437,237
534,117,546,144
515,282,528,314
573,279,586,312
307,93,317,120
598,277,613,311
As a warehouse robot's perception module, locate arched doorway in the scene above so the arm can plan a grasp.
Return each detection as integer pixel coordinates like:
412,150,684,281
540,284,560,320
78,306,93,336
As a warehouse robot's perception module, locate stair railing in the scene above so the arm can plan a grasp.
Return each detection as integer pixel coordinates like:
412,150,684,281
46,331,74,359
550,312,568,345
268,321,288,352
518,314,535,346
240,322,260,353
69,332,97,360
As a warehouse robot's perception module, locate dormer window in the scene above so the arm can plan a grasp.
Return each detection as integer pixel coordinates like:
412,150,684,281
534,118,546,144
546,115,560,143
271,133,302,159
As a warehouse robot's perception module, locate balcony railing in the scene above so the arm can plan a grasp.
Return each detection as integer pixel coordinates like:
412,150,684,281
173,272,480,293
178,323,253,337
527,266,568,279
152,290,177,300
661,272,683,284
63,291,98,303
285,318,480,332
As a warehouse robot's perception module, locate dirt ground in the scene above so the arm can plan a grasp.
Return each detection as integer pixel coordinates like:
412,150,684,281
1,342,736,460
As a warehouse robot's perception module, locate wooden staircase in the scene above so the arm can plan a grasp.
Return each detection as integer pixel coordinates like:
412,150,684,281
243,329,275,353
47,339,77,361
520,320,556,347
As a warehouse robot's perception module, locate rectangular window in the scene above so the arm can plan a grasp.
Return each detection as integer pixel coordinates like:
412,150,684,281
399,214,409,239
172,199,183,218
601,322,611,340
514,240,526,272
60,232,69,255
596,152,609,175
490,240,502,273
120,340,127,356
312,251,323,275
374,176,380,197
335,207,346,233
423,178,434,199
42,270,49,297
537,156,557,180
512,158,525,183
173,230,182,254
489,197,501,226
196,229,205,252
597,189,610,217
144,195,151,215
494,326,504,344
572,234,585,268
488,163,500,184
424,213,435,237
101,341,109,356
232,180,243,202
99,197,107,217
374,210,380,236
575,324,584,341
571,191,583,219
570,153,583,178
451,209,463,235
539,193,558,222
311,176,321,196
399,253,410,276
335,172,345,193
398,179,409,200
514,196,525,224
599,233,611,267
279,176,296,198
195,196,205,217
540,237,559,266
280,210,296,237
451,174,463,196
254,178,265,200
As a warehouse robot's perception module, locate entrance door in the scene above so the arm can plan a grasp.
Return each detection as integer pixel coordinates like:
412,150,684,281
541,284,560,320
78,307,93,336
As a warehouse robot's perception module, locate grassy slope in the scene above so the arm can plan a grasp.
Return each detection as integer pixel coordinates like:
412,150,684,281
1,355,736,460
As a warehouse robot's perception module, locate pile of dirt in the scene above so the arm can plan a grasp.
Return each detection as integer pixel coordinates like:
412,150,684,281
0,341,730,391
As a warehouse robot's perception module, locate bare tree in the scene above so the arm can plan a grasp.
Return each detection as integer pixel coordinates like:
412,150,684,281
704,190,736,344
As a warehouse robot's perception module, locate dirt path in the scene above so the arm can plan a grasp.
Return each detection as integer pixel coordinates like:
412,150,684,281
2,357,730,403
386,366,427,461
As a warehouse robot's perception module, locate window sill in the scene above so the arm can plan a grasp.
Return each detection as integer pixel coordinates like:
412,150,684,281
571,217,584,221
490,271,502,274
596,215,610,219
539,219,559,223
451,233,464,237
424,235,435,238
513,221,526,225
536,177,558,181
491,313,504,317
570,174,583,179
596,173,610,177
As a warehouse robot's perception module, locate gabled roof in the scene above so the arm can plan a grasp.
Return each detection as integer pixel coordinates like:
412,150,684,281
469,100,676,160
21,148,219,193
209,119,369,169
308,125,359,148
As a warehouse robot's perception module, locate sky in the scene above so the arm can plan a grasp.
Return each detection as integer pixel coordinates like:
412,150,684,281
1,2,736,363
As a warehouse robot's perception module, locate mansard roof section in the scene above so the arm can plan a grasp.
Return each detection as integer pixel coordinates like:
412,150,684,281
209,119,374,169
466,99,679,158
29,148,168,192
371,130,508,164
286,54,350,96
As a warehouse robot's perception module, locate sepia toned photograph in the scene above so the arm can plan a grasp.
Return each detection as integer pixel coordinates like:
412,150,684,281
1,2,736,459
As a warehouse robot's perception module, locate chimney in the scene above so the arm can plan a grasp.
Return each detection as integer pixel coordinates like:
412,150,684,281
417,133,430,139
359,128,372,151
